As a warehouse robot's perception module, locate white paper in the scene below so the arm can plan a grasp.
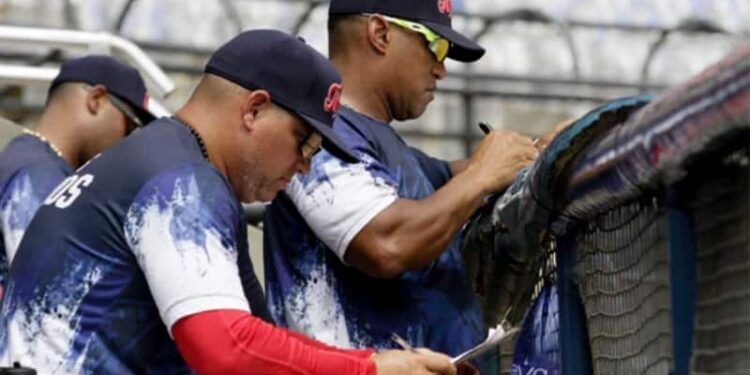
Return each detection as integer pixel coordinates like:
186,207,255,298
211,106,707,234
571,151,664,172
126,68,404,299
451,324,520,365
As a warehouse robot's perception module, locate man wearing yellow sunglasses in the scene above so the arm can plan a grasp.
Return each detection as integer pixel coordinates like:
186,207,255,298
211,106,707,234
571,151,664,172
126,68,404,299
264,1,541,374
370,14,452,63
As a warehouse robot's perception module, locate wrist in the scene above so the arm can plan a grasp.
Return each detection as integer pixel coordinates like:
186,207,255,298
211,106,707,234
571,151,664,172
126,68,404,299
459,163,496,196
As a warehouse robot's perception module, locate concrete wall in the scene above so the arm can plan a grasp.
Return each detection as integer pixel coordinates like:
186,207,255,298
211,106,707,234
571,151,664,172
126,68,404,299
247,225,265,290
0,117,22,149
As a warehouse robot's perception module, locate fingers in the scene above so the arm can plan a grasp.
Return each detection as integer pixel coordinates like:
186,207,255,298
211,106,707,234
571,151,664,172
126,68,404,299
496,131,538,162
414,348,457,375
456,363,480,375
552,118,575,133
536,118,574,151
491,129,537,150
524,143,540,160
372,349,457,375
466,127,541,192
487,128,533,145
534,140,549,152
514,133,536,149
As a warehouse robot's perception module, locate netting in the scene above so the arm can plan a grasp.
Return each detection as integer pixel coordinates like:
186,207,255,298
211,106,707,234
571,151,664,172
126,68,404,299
571,198,673,375
564,144,749,375
462,46,749,375
499,335,519,375
690,151,750,375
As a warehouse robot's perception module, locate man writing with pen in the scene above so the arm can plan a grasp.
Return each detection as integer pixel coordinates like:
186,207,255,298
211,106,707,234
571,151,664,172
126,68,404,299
262,0,551,373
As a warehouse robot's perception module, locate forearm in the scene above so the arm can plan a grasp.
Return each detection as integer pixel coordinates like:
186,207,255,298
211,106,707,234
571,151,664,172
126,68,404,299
173,310,376,375
348,167,491,277
348,129,538,278
449,159,470,175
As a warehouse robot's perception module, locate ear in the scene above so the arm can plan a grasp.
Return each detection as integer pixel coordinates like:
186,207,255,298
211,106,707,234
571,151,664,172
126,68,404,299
365,14,391,56
85,84,108,115
240,89,272,132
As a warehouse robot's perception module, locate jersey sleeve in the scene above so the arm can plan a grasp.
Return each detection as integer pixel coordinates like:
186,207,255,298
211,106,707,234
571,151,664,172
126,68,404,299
408,146,453,189
286,135,399,261
1,162,68,263
123,163,250,332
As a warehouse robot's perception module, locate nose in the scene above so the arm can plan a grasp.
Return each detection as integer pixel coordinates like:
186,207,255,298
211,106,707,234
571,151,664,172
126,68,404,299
433,60,447,80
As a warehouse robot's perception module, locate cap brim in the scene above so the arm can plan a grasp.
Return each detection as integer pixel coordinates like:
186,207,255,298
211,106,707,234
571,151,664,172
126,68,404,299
422,21,486,62
114,93,157,126
133,107,157,126
298,113,359,163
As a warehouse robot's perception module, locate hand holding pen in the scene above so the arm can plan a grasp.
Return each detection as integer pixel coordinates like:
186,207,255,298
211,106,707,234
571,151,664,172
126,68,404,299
390,332,417,352
390,333,478,375
479,121,538,146
478,121,494,135
466,122,539,193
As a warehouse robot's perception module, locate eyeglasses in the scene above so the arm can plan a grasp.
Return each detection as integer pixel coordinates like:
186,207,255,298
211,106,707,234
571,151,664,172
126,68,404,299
107,93,144,134
366,14,451,63
300,131,323,161
82,84,144,134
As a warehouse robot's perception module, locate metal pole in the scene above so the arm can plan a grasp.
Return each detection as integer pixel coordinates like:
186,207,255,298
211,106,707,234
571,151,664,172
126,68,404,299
462,91,474,158
218,0,245,34
292,2,320,36
0,25,175,97
113,0,138,33
64,0,80,30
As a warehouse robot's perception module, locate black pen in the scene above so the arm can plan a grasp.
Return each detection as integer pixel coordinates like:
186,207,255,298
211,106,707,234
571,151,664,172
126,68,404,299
478,122,493,135
480,121,540,145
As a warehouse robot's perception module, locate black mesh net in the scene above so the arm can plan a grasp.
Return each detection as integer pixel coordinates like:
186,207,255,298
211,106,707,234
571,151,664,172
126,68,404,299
571,199,673,375
689,150,750,375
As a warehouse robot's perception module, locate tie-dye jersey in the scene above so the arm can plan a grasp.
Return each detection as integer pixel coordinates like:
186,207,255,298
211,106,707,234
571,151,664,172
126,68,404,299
0,135,73,300
0,118,269,374
264,107,490,369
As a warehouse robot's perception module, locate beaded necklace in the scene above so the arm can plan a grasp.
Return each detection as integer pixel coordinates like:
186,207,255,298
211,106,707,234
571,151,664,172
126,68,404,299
22,128,64,159
173,117,209,160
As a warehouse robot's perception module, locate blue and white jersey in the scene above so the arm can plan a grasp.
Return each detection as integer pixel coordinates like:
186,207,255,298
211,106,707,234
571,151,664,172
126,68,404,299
0,118,269,374
0,134,73,298
264,107,489,367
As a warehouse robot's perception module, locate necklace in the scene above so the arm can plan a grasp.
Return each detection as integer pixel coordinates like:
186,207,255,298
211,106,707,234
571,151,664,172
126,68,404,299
173,117,209,160
22,128,64,159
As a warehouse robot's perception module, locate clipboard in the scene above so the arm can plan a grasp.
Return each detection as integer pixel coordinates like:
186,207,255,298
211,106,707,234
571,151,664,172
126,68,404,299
450,325,520,365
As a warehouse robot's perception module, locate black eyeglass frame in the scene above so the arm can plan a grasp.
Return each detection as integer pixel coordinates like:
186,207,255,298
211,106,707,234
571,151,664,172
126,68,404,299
82,84,144,134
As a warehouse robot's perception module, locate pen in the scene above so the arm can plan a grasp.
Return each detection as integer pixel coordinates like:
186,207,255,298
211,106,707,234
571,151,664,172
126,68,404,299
390,332,417,352
478,122,493,135
479,121,540,145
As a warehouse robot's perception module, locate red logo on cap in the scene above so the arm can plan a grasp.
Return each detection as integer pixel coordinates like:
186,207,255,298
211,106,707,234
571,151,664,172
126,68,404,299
324,83,342,113
438,0,453,15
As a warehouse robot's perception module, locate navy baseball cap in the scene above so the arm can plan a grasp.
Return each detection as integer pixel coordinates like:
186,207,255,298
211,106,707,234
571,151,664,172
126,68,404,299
206,29,358,163
329,0,485,62
50,55,155,125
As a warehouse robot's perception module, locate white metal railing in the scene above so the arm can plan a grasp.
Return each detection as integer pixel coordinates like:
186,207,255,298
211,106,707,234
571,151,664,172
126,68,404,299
0,25,174,117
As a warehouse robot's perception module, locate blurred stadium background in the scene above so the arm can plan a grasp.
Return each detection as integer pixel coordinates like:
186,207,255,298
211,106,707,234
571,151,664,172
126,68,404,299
0,2,748,374
1,0,748,159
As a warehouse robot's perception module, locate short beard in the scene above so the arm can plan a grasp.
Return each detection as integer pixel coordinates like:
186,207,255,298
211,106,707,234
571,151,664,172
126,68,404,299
233,146,264,203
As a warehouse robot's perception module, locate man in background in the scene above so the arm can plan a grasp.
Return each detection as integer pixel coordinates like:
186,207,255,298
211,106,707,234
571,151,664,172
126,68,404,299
0,55,154,299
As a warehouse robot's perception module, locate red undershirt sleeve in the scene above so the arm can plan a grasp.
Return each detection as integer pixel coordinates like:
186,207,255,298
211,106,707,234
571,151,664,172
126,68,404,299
172,309,377,375
283,328,376,359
